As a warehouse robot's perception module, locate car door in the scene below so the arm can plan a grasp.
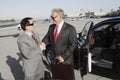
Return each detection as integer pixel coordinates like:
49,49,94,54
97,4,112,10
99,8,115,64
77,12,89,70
77,21,93,77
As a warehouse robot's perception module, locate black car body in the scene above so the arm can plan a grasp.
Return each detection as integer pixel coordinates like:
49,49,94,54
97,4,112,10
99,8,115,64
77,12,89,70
77,17,120,79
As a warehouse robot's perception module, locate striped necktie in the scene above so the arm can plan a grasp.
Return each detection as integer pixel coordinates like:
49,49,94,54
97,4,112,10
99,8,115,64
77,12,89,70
32,34,38,44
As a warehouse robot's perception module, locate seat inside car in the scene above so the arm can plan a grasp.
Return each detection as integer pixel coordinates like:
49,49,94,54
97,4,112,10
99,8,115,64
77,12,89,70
89,24,119,69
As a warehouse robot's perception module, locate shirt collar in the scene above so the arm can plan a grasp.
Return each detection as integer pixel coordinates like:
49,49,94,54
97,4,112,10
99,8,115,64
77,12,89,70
25,32,32,36
58,20,64,28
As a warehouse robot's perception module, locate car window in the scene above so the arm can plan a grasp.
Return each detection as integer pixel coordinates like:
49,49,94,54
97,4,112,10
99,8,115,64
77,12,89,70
81,21,93,40
111,23,120,31
94,24,110,31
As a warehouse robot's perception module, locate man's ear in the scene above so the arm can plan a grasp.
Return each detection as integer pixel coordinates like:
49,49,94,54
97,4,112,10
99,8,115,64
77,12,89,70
25,26,29,30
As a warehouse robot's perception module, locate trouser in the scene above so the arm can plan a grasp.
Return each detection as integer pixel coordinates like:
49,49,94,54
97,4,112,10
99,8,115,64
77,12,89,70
25,73,44,80
44,71,52,80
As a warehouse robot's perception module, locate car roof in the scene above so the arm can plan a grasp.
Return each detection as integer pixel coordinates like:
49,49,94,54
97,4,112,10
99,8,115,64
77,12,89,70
105,17,120,22
92,17,120,29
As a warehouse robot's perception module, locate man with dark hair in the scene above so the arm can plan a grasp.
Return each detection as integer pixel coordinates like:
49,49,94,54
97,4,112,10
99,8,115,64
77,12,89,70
17,17,46,80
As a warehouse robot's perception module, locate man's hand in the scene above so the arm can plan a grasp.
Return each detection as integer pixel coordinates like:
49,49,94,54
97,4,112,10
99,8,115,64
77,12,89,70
39,42,46,51
57,56,64,63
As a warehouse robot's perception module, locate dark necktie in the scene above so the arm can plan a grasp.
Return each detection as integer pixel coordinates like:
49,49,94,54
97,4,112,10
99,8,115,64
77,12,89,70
32,34,38,44
54,25,58,43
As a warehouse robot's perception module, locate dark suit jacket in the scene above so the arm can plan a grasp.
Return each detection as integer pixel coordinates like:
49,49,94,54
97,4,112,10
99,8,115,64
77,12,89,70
42,22,77,64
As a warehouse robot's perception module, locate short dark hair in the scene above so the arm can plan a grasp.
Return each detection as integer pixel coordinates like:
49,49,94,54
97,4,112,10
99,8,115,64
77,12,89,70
20,17,32,31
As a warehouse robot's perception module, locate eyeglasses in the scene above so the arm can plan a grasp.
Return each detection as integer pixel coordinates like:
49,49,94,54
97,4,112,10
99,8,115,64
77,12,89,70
51,16,58,20
26,23,34,26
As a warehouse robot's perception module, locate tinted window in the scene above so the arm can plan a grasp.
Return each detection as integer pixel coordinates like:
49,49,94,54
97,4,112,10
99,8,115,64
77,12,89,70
110,23,120,31
94,24,110,31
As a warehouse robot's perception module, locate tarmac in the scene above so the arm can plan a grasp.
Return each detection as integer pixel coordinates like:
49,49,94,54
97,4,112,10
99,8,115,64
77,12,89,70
0,18,113,80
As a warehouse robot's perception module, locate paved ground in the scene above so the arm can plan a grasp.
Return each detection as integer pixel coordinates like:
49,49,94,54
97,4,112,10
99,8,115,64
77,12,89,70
0,18,114,80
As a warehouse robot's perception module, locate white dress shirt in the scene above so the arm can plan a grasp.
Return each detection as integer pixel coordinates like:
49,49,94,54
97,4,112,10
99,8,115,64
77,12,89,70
54,21,64,35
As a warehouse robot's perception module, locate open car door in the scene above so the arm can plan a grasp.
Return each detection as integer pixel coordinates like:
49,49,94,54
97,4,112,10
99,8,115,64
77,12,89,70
76,21,93,77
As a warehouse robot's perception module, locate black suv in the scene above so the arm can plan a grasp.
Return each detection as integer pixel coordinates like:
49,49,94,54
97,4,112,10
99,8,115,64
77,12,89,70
75,17,120,79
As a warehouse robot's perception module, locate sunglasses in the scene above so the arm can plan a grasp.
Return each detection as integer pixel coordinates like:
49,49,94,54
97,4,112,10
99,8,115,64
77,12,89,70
26,23,34,26
51,16,58,20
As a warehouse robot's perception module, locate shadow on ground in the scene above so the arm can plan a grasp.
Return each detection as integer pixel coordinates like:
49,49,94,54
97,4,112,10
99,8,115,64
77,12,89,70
0,73,4,80
6,53,24,80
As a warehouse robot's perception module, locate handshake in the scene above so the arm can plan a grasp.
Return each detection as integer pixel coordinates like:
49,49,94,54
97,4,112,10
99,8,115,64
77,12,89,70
39,42,46,51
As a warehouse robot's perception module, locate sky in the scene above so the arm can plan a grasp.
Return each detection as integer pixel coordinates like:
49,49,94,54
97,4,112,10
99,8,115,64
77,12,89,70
0,0,120,20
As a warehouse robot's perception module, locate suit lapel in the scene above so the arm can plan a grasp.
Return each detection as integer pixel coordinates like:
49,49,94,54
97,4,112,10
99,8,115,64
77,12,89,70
23,32,38,45
51,25,56,43
56,22,66,44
